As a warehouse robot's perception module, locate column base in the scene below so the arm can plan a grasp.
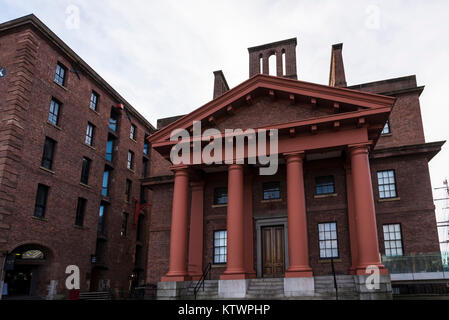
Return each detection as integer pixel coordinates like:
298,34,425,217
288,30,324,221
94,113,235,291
220,273,251,280
284,277,315,297
285,267,313,278
161,274,192,282
218,279,249,298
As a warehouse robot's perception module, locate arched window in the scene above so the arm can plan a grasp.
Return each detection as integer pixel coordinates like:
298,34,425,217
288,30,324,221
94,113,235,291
282,50,286,76
259,54,263,74
268,53,276,76
21,250,45,260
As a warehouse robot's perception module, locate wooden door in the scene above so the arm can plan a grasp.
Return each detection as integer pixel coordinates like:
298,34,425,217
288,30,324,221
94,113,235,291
262,226,285,278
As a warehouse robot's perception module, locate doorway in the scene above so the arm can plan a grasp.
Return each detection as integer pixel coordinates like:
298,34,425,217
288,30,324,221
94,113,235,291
261,225,285,278
4,265,37,296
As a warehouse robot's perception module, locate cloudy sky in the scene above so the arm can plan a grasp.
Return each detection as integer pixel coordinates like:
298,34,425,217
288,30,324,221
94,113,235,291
1,0,448,192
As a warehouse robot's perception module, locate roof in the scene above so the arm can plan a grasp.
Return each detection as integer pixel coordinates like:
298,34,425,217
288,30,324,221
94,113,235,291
0,14,155,131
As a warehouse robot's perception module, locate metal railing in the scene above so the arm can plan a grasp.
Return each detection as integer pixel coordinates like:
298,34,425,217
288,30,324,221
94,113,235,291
193,262,212,300
381,252,449,274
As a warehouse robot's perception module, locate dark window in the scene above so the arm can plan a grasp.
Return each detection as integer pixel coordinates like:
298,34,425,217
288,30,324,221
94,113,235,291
127,151,134,170
142,158,149,177
106,138,114,162
41,137,56,170
143,134,150,155
377,170,397,199
136,214,144,241
54,63,66,86
90,91,99,111
214,230,227,264
381,120,391,135
121,213,129,237
109,110,118,132
125,179,132,202
80,157,91,185
85,123,95,146
130,124,136,140
102,169,110,197
383,224,403,256
315,176,335,195
48,99,61,126
34,184,49,218
318,222,339,259
98,204,107,235
263,182,281,200
75,198,87,226
140,186,147,204
214,187,228,205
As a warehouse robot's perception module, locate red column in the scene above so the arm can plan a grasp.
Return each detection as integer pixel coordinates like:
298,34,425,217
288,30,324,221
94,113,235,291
284,152,313,278
349,144,386,275
345,164,359,274
243,174,256,278
161,166,191,282
188,181,205,280
221,164,247,280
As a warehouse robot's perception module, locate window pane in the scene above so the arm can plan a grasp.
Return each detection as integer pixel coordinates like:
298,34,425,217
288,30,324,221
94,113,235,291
377,170,397,199
383,224,403,256
214,188,228,205
316,176,335,195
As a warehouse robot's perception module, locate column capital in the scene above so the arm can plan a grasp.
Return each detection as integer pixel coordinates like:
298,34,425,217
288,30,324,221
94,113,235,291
283,151,305,162
228,163,244,171
190,180,205,190
347,142,373,155
170,165,189,175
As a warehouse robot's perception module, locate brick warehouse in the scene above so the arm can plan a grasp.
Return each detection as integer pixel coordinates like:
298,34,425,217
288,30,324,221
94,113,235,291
146,38,445,299
0,15,155,299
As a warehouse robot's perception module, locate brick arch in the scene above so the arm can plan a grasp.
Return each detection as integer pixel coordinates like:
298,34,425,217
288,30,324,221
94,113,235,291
8,240,56,261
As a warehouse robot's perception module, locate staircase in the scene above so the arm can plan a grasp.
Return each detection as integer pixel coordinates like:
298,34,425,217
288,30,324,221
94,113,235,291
314,275,359,300
246,278,284,299
186,280,218,300
79,291,112,300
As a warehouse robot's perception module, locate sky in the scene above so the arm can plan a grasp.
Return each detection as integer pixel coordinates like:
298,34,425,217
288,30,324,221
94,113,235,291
1,0,448,197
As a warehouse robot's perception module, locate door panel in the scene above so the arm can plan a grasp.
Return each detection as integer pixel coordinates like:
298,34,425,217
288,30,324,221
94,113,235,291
262,226,285,278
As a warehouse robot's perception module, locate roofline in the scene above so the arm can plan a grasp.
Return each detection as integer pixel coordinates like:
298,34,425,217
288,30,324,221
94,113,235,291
248,37,297,53
0,14,155,131
347,75,417,91
148,73,396,143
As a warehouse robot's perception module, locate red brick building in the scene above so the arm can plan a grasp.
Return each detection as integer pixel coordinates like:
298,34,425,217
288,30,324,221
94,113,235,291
0,15,154,299
146,38,445,299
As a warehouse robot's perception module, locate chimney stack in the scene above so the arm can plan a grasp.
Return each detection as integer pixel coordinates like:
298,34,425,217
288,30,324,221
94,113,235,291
329,43,347,87
213,70,230,99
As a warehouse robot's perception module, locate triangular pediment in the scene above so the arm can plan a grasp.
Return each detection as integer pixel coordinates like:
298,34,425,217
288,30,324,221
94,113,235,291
149,74,395,144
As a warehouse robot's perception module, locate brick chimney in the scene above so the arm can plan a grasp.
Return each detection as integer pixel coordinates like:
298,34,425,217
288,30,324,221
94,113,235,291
329,43,347,87
213,70,230,99
248,38,297,79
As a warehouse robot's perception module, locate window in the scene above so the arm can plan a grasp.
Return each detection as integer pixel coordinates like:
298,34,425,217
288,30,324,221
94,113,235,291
127,151,134,170
381,120,391,135
90,91,99,111
142,158,149,178
130,124,136,140
315,176,335,195
41,137,56,170
80,157,91,185
121,213,129,237
140,186,147,204
75,198,87,226
125,179,132,202
383,224,403,256
48,99,61,126
101,169,110,197
318,222,339,259
54,63,66,86
263,182,281,200
377,170,397,199
143,134,150,155
98,204,107,235
34,184,49,218
109,110,118,132
214,187,228,205
106,138,114,162
213,230,227,264
136,214,144,241
85,123,95,146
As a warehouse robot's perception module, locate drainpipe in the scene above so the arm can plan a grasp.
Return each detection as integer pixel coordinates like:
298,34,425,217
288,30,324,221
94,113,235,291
0,251,8,300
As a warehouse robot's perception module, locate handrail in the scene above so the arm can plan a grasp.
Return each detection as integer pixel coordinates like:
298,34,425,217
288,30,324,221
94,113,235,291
193,262,212,300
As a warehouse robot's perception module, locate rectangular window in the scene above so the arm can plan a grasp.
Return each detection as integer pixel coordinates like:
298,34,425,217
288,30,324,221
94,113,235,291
106,138,114,162
214,187,228,205
80,157,91,185
318,222,339,259
143,134,150,155
381,120,391,135
41,137,56,170
127,151,134,170
315,176,335,195
48,99,61,126
213,230,227,264
102,170,110,197
85,123,95,146
34,184,49,218
263,181,281,200
377,170,397,199
125,179,132,202
136,214,144,241
54,63,66,86
75,198,87,227
98,204,107,235
109,110,118,132
130,124,136,140
121,213,129,237
90,91,99,111
383,224,403,256
142,158,149,178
